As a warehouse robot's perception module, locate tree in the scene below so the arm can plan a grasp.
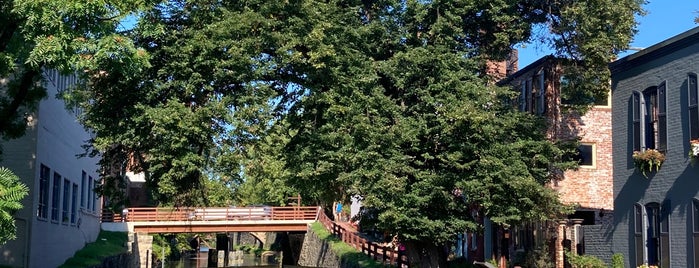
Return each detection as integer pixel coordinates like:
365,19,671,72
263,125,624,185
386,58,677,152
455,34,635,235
69,0,643,266
0,1,150,149
0,167,28,244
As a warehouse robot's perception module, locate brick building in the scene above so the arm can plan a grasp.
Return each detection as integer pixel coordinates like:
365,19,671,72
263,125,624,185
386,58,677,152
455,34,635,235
494,56,614,267
609,25,699,268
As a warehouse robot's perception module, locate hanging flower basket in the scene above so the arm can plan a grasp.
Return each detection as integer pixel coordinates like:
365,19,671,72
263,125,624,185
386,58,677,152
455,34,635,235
632,149,665,178
690,139,699,160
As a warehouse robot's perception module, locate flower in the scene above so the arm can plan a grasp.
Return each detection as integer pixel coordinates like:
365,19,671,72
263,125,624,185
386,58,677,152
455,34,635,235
637,264,659,268
632,149,665,178
691,139,699,158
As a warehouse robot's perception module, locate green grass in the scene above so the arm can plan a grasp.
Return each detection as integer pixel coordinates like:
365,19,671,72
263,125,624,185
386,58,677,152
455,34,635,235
310,222,388,268
58,231,128,268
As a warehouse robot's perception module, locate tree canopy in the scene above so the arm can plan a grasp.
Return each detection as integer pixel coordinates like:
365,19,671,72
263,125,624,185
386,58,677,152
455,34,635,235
0,167,28,244
65,0,644,265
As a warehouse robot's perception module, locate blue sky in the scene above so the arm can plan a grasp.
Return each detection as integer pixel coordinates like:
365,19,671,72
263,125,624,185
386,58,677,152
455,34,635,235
518,1,699,67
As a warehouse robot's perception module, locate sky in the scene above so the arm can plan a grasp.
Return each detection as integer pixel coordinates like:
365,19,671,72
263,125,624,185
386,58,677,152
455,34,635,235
518,1,699,67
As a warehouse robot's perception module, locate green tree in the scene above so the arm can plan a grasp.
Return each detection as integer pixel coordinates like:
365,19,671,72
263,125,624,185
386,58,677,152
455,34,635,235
0,0,150,146
0,167,28,244
68,0,643,266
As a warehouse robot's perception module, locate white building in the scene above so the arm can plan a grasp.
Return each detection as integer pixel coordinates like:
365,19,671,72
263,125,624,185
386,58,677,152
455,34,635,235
0,70,102,268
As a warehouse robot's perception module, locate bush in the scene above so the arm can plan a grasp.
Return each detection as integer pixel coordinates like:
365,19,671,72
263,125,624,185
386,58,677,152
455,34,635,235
611,253,624,268
565,251,606,268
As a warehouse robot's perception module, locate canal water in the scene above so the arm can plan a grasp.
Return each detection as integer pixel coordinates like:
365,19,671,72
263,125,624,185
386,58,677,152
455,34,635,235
163,251,307,268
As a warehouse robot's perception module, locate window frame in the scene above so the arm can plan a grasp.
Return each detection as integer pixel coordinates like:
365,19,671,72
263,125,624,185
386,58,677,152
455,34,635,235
37,165,50,219
51,172,61,222
577,143,596,169
62,178,70,224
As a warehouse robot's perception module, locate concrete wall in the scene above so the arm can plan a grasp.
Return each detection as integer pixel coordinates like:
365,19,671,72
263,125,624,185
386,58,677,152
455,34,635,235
0,70,102,268
611,28,699,268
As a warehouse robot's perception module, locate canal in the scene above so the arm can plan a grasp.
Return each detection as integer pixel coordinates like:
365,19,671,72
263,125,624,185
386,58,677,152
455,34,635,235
162,251,310,268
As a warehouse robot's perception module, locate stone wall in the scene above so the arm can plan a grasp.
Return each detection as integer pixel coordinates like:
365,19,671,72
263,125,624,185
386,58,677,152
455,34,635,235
297,227,340,268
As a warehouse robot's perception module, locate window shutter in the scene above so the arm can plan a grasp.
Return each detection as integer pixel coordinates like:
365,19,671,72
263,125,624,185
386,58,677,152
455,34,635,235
658,82,667,152
632,91,642,152
660,200,670,268
693,199,699,268
634,203,644,266
690,74,699,140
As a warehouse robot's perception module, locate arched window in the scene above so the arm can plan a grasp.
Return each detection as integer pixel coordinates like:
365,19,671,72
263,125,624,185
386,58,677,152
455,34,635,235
632,82,668,152
635,201,670,267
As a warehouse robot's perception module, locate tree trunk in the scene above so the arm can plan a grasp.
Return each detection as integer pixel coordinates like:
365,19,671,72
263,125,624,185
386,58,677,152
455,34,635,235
404,240,448,268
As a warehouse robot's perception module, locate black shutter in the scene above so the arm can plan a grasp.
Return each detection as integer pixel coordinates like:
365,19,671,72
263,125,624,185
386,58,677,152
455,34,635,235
633,91,642,152
634,203,644,266
690,74,699,140
660,200,670,268
658,82,667,152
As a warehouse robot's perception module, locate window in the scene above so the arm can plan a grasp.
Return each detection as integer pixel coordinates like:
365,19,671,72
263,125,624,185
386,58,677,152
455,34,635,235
81,171,86,208
62,179,69,223
519,82,527,112
71,183,78,225
574,143,596,168
51,172,61,222
38,165,50,219
88,177,93,212
92,177,99,211
536,71,546,115
631,82,668,153
689,74,699,140
635,202,670,267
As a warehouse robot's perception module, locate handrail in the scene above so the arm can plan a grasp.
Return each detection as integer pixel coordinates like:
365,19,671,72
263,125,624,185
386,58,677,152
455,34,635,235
317,210,408,267
101,206,321,222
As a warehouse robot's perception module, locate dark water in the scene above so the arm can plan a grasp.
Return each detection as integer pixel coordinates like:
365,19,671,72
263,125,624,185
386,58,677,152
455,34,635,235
163,252,305,268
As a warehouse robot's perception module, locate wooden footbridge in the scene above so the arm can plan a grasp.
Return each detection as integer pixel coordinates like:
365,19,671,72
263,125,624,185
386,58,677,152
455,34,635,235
101,206,321,233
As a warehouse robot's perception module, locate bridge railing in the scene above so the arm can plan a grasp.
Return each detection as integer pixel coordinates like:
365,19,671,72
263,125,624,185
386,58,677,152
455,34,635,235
318,210,408,267
101,206,321,222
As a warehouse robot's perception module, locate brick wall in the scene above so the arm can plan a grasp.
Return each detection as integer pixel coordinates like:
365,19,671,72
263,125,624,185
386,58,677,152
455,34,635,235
554,107,613,211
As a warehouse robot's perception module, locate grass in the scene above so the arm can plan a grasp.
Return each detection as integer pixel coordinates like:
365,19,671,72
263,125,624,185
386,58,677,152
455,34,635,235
58,231,128,268
310,222,388,268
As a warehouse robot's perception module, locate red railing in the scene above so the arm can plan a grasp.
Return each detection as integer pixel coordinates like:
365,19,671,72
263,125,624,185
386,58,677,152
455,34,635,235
317,211,408,267
101,206,321,222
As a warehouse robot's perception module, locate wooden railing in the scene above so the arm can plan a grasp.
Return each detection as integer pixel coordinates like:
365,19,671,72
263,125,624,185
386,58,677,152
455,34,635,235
317,211,408,267
101,206,321,222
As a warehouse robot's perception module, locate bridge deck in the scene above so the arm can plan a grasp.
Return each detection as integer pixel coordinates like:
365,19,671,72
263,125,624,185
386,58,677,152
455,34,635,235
101,206,320,233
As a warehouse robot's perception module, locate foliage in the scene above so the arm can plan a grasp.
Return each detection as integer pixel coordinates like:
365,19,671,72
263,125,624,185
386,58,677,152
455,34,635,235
310,222,388,268
611,253,624,268
67,0,644,265
632,149,665,177
0,167,28,245
58,231,128,268
565,251,607,268
0,0,151,155
151,234,173,263
636,264,658,268
690,139,699,161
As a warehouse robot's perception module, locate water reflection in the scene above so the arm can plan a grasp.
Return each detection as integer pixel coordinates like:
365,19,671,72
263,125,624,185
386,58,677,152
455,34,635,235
163,251,305,268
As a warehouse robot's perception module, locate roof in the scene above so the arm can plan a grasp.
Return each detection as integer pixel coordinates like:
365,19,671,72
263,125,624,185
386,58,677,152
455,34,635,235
497,55,562,86
610,26,699,74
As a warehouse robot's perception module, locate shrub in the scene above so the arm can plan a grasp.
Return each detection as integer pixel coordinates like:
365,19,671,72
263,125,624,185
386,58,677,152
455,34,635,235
565,251,606,268
611,253,624,268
